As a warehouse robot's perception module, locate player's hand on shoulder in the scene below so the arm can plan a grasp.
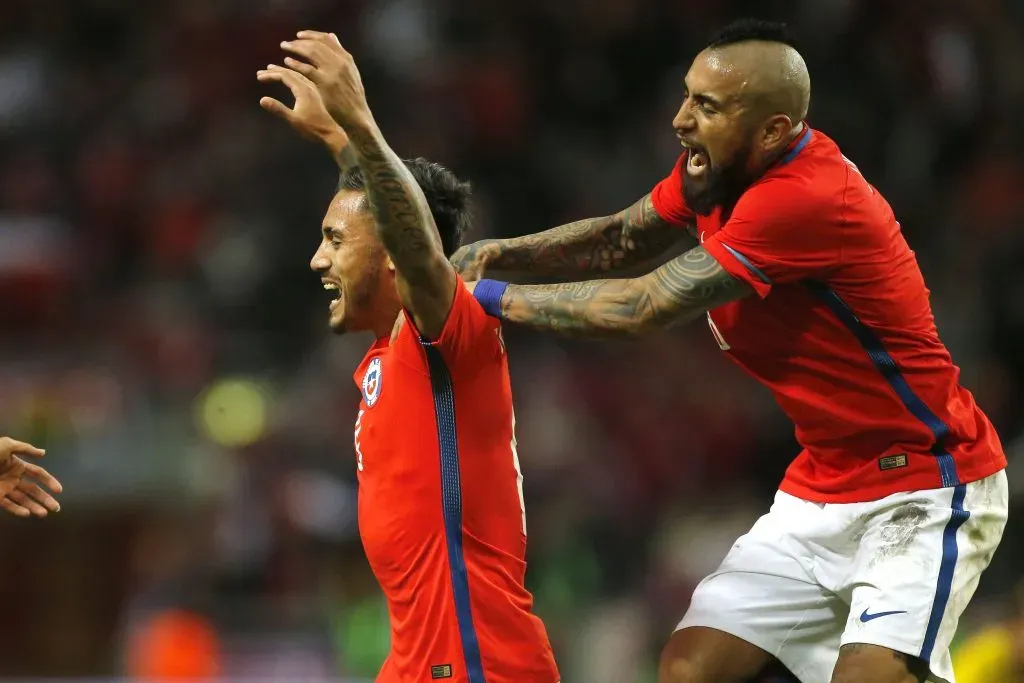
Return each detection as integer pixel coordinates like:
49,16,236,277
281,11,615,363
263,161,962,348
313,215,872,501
257,60,348,153
279,30,373,131
0,436,62,519
450,240,500,280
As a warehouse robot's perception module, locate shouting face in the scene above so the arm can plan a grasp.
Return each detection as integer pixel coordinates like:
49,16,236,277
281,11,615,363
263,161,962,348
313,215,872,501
309,190,398,335
672,44,806,215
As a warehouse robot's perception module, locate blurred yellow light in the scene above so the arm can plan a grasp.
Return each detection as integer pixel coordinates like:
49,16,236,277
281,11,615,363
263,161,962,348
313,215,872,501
196,377,268,447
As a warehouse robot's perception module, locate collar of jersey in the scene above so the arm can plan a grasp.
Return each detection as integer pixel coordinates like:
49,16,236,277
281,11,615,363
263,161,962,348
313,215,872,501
777,123,812,167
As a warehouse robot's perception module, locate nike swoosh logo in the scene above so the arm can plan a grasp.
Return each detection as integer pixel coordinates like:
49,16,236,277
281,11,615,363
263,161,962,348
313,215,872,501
859,608,908,622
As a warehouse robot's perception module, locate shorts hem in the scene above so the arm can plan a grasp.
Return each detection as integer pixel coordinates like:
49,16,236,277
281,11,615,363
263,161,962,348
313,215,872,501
676,615,817,682
677,614,780,657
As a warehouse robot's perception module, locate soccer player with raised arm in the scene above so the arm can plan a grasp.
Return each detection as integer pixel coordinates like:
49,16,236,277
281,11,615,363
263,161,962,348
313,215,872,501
454,19,1007,683
257,32,558,683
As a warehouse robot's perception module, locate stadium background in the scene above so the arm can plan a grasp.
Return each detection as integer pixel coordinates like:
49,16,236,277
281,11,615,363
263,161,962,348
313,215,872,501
0,0,1022,681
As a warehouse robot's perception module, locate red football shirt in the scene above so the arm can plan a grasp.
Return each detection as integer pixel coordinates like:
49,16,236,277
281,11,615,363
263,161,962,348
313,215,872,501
351,276,559,683
650,126,1006,503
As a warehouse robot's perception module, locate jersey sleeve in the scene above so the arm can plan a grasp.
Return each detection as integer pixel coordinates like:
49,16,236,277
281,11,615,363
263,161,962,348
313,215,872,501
402,274,503,372
702,176,843,299
649,154,695,226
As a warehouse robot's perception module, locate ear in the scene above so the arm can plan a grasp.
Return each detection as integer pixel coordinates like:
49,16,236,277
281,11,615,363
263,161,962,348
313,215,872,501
761,114,795,152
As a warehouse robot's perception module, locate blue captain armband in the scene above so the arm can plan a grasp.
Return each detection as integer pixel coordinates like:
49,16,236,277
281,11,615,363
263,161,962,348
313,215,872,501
473,279,509,318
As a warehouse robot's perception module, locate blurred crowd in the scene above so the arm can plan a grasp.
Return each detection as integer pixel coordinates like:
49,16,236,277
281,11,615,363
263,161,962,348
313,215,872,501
0,0,1023,681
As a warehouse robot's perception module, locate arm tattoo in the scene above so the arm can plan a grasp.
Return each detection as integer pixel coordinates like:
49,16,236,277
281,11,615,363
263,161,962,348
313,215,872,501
486,195,683,277
498,246,751,337
346,126,444,280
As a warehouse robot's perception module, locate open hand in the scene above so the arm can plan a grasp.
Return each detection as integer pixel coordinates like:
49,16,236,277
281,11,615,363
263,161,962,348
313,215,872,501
279,30,373,132
0,437,62,518
257,62,348,153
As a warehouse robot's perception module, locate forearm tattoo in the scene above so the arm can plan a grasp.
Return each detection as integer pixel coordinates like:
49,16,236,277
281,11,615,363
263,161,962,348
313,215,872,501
488,195,682,277
499,246,748,337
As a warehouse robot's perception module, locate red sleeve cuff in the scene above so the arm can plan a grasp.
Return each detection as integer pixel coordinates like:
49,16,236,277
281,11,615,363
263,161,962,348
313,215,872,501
650,186,679,225
703,237,772,299
649,155,695,227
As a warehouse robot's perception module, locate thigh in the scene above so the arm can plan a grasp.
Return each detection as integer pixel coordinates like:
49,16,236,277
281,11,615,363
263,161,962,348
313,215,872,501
660,627,774,683
840,471,1008,683
660,634,804,683
675,493,847,682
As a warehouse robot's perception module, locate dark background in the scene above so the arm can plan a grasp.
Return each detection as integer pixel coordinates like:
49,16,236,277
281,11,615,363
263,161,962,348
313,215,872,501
0,0,1021,681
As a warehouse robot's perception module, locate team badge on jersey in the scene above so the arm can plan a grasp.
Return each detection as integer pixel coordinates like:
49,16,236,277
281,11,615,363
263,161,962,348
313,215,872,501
362,357,382,407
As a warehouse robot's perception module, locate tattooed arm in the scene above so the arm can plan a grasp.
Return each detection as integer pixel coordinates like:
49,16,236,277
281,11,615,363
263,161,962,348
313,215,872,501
347,124,456,337
282,31,456,338
450,194,687,280
495,245,751,337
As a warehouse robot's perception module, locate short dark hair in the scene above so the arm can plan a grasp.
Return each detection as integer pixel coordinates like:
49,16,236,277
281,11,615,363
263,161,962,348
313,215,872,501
337,158,471,257
707,19,799,50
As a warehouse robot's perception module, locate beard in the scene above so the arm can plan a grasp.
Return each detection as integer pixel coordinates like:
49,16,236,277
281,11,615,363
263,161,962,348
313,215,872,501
329,260,382,335
682,144,757,217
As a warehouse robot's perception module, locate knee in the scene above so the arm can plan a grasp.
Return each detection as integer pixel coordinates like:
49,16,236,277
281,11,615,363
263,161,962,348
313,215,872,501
831,644,929,683
658,644,745,683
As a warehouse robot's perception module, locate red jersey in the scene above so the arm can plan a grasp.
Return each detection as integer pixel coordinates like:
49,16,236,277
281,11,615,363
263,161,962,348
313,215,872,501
650,126,1006,503
351,276,559,683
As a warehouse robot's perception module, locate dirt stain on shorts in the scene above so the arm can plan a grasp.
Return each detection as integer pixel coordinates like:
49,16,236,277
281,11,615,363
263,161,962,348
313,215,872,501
870,504,929,567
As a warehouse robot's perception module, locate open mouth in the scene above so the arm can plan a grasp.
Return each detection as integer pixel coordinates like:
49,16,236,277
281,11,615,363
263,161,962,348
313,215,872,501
323,281,342,310
681,141,709,176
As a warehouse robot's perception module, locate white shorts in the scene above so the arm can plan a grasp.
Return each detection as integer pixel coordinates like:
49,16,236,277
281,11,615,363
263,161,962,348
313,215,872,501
677,471,1008,683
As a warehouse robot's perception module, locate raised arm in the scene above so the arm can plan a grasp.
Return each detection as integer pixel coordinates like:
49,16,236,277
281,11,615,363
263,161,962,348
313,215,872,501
451,194,687,281
280,31,455,338
345,125,455,337
479,245,751,337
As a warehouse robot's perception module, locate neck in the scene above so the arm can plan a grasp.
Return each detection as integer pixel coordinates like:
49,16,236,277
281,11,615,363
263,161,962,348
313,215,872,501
774,122,805,161
749,121,805,180
369,304,402,340
788,120,805,145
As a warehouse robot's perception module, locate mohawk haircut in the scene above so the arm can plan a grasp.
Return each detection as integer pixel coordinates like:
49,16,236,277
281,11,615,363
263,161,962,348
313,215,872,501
707,19,799,51
337,157,472,257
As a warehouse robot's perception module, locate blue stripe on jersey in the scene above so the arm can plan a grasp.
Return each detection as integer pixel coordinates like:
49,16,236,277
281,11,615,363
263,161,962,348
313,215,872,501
806,282,961,487
721,244,772,284
423,344,487,683
780,126,812,166
921,484,969,661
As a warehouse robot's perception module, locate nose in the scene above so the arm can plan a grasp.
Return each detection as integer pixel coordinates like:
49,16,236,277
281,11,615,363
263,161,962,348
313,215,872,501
672,98,695,134
310,246,329,273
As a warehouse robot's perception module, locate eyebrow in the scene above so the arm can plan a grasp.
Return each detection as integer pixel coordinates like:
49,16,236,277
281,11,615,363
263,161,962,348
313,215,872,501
683,79,726,110
323,225,342,239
